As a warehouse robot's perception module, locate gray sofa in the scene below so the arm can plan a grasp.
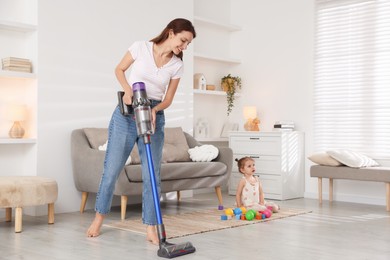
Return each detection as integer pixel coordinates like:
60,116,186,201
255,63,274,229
71,127,233,219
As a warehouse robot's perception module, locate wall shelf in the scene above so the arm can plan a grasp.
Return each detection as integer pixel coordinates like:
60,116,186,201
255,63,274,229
194,16,242,32
0,70,36,79
194,52,241,64
0,138,37,144
0,20,37,32
193,89,241,96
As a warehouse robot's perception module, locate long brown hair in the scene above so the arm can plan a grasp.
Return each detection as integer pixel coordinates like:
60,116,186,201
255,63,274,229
150,18,196,60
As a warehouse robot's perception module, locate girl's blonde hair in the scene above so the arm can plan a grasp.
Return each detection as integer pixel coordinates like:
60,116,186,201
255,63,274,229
235,157,254,174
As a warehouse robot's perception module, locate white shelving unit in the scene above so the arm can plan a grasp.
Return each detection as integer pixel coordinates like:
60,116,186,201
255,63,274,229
194,16,241,32
0,17,37,142
194,52,241,64
0,20,37,32
0,138,37,144
193,89,242,96
0,0,38,170
0,70,37,79
193,8,243,139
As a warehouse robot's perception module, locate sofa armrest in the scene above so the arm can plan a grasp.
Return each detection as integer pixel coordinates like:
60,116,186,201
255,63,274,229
214,146,233,177
71,129,105,193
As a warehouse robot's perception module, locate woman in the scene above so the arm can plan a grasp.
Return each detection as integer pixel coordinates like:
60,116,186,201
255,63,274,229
87,18,196,245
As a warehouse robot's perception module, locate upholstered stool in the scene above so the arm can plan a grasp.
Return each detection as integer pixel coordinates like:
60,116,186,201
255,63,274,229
0,176,58,233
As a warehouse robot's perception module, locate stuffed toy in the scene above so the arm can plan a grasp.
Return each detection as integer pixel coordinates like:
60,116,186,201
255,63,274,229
244,117,260,131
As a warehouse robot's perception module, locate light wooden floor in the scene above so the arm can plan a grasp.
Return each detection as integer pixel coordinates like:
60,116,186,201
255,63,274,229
1,191,390,260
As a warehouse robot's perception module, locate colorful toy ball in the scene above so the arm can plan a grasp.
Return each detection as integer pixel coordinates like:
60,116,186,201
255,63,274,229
225,208,234,216
233,207,242,216
245,210,255,221
240,207,247,214
248,209,256,216
263,209,272,218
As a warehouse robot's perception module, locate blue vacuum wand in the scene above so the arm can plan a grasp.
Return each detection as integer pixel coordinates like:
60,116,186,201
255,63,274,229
132,82,196,258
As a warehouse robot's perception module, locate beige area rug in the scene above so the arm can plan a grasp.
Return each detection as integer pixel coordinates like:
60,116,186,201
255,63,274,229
104,208,311,239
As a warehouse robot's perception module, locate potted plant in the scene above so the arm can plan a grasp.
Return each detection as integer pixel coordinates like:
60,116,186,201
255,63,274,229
221,74,242,116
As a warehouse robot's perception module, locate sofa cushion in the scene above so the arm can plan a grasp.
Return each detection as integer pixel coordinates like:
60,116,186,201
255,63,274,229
162,127,191,162
84,128,108,149
84,127,190,163
188,145,219,162
124,161,227,182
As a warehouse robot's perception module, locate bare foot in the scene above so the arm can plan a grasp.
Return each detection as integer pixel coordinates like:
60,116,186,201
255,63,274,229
146,225,159,245
87,212,105,237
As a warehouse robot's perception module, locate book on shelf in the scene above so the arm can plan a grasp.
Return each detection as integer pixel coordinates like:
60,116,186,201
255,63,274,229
273,124,295,129
273,120,295,129
2,57,32,73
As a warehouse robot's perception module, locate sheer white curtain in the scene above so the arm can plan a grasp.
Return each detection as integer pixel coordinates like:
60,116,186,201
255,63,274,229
314,0,390,158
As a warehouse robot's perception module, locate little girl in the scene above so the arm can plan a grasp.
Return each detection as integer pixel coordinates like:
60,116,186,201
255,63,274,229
235,157,279,212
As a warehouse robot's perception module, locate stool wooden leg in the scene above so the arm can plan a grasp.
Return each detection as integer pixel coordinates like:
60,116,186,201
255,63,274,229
80,192,89,213
329,178,333,202
121,195,128,220
386,183,390,211
318,178,323,204
15,207,22,233
215,186,223,206
177,191,181,201
48,203,55,224
5,208,12,222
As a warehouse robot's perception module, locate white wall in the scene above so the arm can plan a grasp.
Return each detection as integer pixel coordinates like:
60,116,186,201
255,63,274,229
37,0,194,213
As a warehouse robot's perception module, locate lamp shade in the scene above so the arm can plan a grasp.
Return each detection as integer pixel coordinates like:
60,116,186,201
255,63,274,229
243,106,257,119
7,104,27,121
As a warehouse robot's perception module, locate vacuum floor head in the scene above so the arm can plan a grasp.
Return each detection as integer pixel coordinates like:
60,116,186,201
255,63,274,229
157,241,196,258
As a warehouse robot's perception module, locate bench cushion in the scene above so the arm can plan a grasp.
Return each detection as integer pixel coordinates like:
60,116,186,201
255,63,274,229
0,176,58,208
310,165,390,182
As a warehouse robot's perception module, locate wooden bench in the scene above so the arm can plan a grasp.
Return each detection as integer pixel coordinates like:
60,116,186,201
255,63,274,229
310,165,390,211
0,176,58,232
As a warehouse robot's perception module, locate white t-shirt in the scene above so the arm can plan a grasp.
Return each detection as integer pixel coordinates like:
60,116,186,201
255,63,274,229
128,41,184,101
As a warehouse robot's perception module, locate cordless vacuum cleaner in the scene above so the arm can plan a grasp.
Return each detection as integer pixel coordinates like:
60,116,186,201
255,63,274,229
132,82,196,258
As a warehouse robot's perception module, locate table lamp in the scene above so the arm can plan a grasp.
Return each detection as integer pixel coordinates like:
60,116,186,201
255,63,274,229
243,106,260,131
7,104,27,138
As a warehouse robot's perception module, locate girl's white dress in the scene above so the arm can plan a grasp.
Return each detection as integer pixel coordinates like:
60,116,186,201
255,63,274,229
241,176,279,212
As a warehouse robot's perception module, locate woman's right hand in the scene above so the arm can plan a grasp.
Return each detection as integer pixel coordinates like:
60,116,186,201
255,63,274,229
123,90,133,105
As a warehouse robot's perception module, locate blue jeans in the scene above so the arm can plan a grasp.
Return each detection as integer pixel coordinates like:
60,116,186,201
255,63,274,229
95,101,165,225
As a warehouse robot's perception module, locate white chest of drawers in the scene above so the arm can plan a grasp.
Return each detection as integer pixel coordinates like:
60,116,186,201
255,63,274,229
228,131,304,200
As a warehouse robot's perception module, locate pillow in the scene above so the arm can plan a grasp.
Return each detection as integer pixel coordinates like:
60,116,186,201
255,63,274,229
188,145,219,162
98,141,134,165
162,127,191,162
84,128,108,149
308,152,343,166
327,150,379,168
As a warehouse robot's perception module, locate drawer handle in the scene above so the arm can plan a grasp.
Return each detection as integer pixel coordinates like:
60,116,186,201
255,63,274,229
249,137,260,140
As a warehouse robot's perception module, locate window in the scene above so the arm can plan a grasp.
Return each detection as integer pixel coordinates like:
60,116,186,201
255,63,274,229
314,0,390,158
